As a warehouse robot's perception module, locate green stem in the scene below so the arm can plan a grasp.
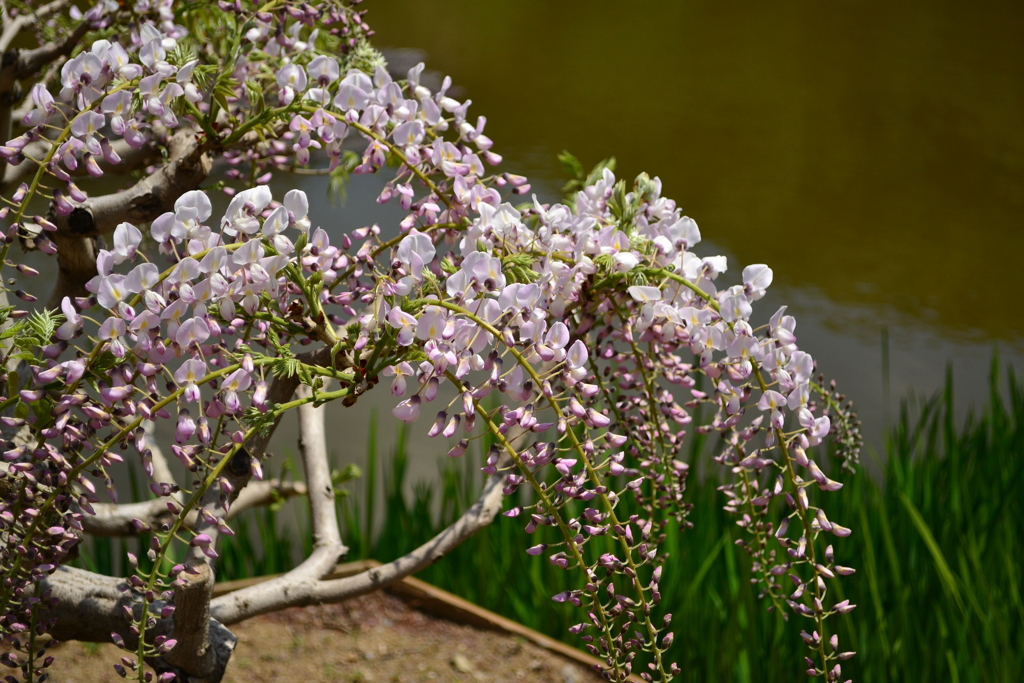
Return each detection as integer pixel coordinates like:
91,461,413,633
443,370,627,682
133,382,357,672
752,366,831,677
427,299,670,680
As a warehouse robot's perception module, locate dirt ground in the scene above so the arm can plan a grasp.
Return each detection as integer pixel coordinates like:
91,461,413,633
36,590,604,682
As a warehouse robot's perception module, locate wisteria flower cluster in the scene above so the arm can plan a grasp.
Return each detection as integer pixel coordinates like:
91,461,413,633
0,1,861,682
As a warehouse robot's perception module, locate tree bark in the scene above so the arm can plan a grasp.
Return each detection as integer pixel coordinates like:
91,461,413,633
81,478,308,537
210,459,508,626
46,128,213,308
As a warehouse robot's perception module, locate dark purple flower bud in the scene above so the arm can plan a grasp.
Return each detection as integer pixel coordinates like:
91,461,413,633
829,523,852,537
149,482,175,497
11,183,29,203
190,533,212,547
437,413,459,438
427,411,446,437
67,182,88,203
52,189,74,215
42,341,68,358
29,233,54,255
82,153,102,177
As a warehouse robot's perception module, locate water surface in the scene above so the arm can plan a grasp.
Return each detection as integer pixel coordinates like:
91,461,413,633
354,0,1024,454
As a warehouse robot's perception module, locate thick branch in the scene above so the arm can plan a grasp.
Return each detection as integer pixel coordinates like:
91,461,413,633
296,383,342,551
40,565,132,644
145,419,177,489
39,565,236,683
210,460,508,626
80,478,308,537
47,128,212,307
0,5,88,181
162,351,330,679
162,563,216,679
2,135,158,191
0,20,89,82
0,0,69,52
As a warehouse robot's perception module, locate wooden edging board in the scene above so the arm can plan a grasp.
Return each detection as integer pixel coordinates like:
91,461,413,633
214,559,644,681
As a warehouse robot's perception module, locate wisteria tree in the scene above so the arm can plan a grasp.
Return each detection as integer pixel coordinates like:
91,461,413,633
0,1,863,682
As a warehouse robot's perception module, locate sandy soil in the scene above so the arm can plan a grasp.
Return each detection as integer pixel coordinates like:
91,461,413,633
33,591,604,682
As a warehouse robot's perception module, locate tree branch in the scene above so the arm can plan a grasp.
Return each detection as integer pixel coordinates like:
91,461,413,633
1,20,89,81
161,563,218,681
143,419,177,489
40,565,133,644
46,128,212,308
0,0,69,53
296,382,343,551
38,565,237,683
209,458,509,627
38,355,332,680
2,135,159,192
0,4,88,181
80,478,308,537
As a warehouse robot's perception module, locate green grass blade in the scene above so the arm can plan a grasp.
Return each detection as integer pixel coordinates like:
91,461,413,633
898,491,966,615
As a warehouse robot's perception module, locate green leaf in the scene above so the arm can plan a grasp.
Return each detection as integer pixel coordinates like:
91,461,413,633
899,491,967,615
241,405,279,437
558,151,617,198
244,80,266,117
328,150,360,206
557,150,585,181
30,397,55,430
0,321,24,340
271,357,301,379
584,156,617,187
332,463,362,486
296,362,313,387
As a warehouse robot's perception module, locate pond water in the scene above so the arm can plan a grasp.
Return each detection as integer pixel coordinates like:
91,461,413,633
9,1,1024,502
354,0,1024,453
